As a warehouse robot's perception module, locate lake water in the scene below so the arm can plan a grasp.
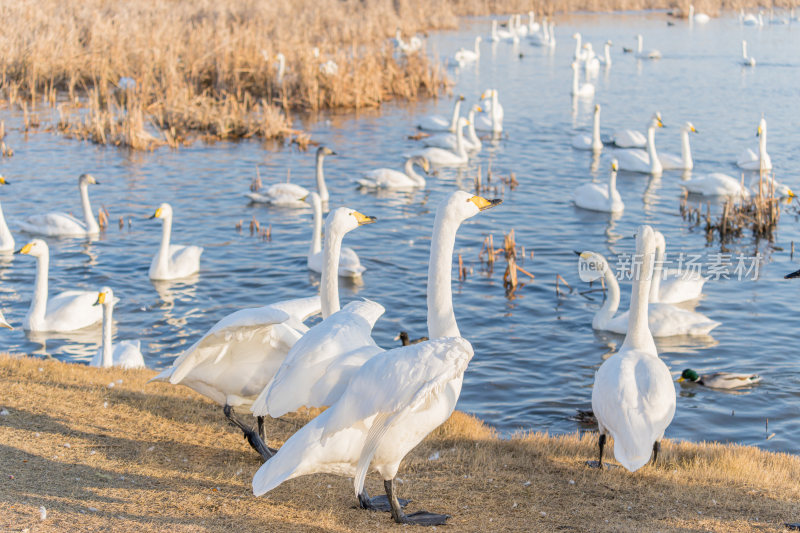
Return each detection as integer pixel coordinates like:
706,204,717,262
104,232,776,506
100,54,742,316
1,11,799,453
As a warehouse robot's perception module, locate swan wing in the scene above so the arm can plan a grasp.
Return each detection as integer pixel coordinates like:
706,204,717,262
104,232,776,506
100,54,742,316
114,340,146,369
357,168,415,189
685,173,748,197
423,134,458,151
658,273,704,304
416,114,450,131
574,183,613,212
265,183,310,199
44,290,103,331
647,303,720,337
614,148,650,173
337,246,365,277
658,151,684,170
19,212,88,237
267,295,321,333
613,130,646,148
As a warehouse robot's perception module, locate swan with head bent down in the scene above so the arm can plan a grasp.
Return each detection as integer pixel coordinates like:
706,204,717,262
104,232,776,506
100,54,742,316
19,174,101,237
252,192,502,526
577,249,719,337
306,192,366,277
16,239,103,332
246,146,334,206
356,156,430,190
148,203,203,281
90,287,145,369
150,207,376,460
590,225,676,472
613,114,664,174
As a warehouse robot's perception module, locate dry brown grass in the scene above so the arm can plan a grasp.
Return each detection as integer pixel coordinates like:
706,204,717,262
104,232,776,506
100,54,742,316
2,354,800,532
1,0,793,150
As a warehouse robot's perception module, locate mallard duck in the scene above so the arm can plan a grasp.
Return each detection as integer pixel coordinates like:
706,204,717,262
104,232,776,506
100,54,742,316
678,369,762,389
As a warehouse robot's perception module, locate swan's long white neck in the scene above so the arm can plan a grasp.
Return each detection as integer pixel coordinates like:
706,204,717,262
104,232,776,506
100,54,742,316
28,250,50,326
592,107,602,151
573,34,582,59
681,128,693,170
454,120,466,157
607,169,618,207
403,158,426,186
156,213,173,274
742,40,748,59
604,43,612,65
0,202,14,251
276,54,285,84
309,198,322,256
647,124,662,174
593,260,620,330
449,99,463,132
490,91,500,131
572,65,579,95
321,220,345,318
492,20,498,40
315,152,330,203
637,35,643,53
758,124,769,169
649,240,665,303
427,204,462,339
621,236,657,354
80,182,100,234
466,109,480,147
101,300,114,367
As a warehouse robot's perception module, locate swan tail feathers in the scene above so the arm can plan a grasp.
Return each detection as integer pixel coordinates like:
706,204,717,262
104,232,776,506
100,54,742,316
353,412,395,497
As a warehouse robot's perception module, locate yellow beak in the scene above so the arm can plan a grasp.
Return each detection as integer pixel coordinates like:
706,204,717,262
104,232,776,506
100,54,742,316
469,196,503,211
351,211,377,225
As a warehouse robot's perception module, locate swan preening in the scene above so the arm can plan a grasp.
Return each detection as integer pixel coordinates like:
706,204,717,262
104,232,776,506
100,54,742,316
16,239,103,332
19,173,100,237
252,192,502,526
90,287,145,369
0,176,14,253
357,156,430,189
246,146,334,206
148,203,203,281
417,95,464,132
737,117,771,171
307,192,366,278
590,225,676,472
571,104,603,151
614,114,664,174
573,159,623,213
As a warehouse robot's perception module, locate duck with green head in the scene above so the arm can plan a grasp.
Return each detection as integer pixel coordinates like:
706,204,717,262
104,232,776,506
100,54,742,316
678,369,762,389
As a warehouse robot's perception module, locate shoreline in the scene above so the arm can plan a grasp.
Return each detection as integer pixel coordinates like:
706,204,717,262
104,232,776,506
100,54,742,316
2,354,799,532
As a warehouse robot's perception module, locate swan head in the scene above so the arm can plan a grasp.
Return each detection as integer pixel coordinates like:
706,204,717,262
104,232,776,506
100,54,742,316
650,112,664,128
757,118,767,137
441,191,502,225
606,40,613,46
149,203,173,221
410,156,431,174
684,122,697,133
456,117,470,130
583,43,593,51
595,104,601,113
94,286,114,307
317,146,336,157
572,32,580,39
611,159,618,172
79,173,99,186
325,207,377,235
653,230,666,253
480,89,496,100
0,175,8,185
576,251,608,282
475,36,482,44
678,368,700,383
15,239,48,258
570,61,579,70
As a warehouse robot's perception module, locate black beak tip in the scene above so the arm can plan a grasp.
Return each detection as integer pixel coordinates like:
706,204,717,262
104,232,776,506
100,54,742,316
573,250,583,256
13,248,23,254
785,269,800,279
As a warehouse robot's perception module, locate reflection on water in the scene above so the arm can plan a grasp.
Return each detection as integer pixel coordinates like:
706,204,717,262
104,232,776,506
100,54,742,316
0,12,798,453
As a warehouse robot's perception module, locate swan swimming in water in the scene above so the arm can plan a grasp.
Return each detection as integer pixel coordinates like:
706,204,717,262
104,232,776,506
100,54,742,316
246,146,334,206
683,173,749,197
571,104,603,152
573,159,623,213
688,5,711,24
356,156,430,190
577,249,719,337
90,287,145,369
476,89,503,133
424,105,482,152
252,192,502,525
148,203,203,281
741,40,756,66
614,114,664,174
635,34,661,59
16,239,103,332
571,62,595,99
416,96,464,132
19,174,101,238
657,122,697,170
649,230,705,304
407,117,470,167
589,225,676,472
452,36,481,66
612,112,663,149
0,176,14,253
737,117,771,171
307,192,366,277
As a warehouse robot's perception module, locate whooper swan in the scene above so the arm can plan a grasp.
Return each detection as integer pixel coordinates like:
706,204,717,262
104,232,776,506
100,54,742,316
90,287,145,369
148,203,203,281
19,174,100,237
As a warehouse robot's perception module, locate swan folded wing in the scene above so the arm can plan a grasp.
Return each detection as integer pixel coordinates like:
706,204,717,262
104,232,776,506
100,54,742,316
337,247,365,276
648,304,720,336
20,212,87,236
115,340,145,369
44,290,103,330
167,306,291,384
320,337,474,442
736,148,758,166
417,115,449,131
169,244,203,268
267,295,321,333
358,169,410,188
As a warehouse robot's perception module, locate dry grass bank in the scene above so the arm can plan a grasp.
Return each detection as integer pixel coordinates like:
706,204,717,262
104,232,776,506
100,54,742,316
2,354,800,532
0,0,793,150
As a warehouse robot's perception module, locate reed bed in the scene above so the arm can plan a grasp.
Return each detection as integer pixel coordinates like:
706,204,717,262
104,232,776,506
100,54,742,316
0,0,790,150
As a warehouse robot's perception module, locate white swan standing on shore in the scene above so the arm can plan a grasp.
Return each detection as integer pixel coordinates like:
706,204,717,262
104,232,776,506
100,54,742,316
16,239,103,332
577,250,719,336
90,287,145,369
590,225,676,472
737,117,772,171
573,159,623,213
356,156,430,190
148,203,202,281
572,104,603,151
614,114,664,174
417,96,464,132
19,174,100,237
0,176,14,253
307,192,366,278
246,146,334,206
252,192,502,526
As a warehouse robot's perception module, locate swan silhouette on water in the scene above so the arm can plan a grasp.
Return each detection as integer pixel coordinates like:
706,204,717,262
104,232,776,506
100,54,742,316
0,176,14,253
576,249,719,337
307,192,366,277
19,174,101,237
614,114,664,174
148,203,202,281
589,225,676,471
90,287,145,369
246,146,334,206
737,117,772,171
16,239,103,332
151,207,376,459
251,192,502,525
356,156,430,190
741,40,756,66
573,159,623,213
571,104,603,152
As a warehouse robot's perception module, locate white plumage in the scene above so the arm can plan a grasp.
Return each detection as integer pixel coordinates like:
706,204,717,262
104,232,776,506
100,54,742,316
19,174,101,238
148,203,203,281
